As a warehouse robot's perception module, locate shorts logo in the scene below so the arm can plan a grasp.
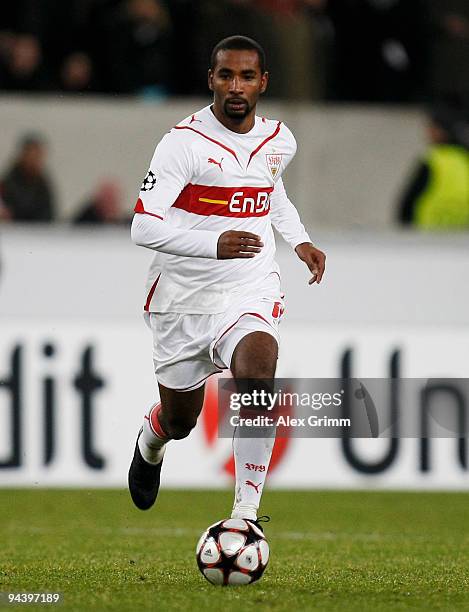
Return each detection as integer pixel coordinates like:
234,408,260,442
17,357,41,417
272,302,284,319
266,153,283,179
141,170,158,192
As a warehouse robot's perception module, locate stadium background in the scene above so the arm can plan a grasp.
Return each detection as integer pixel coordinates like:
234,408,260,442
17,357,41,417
1,2,469,609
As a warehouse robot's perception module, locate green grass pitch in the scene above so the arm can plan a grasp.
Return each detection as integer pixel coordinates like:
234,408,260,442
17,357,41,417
1,489,469,611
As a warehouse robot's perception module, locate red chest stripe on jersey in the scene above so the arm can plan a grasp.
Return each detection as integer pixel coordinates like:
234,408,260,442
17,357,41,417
173,126,240,164
134,198,163,220
247,121,281,167
172,184,273,217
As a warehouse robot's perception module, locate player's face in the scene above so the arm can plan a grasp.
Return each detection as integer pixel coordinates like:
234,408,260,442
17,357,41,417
208,50,268,120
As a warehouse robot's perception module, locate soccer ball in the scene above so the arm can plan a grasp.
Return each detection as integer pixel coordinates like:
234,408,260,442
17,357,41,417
196,518,270,586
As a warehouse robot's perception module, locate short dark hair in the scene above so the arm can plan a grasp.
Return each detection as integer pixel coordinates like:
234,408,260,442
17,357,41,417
210,35,266,74
20,132,46,149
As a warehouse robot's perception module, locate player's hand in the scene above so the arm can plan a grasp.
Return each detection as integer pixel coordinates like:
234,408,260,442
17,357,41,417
217,231,264,259
295,242,326,285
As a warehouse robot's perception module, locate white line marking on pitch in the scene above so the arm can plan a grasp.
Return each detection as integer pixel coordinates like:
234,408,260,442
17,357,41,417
6,525,405,542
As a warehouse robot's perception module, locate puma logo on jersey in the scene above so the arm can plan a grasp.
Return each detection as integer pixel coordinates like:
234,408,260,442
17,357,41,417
245,480,261,494
208,157,223,171
190,114,202,124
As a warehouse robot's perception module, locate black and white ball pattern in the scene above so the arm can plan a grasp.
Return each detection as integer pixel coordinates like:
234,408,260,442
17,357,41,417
196,518,270,586
141,170,157,191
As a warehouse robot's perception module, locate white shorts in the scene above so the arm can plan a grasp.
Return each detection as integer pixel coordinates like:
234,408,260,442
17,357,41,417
146,276,285,391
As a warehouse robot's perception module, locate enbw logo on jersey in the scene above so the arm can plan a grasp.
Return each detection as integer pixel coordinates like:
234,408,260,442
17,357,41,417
229,191,270,214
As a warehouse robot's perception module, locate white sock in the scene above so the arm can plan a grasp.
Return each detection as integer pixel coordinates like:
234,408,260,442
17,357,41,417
231,423,276,521
138,403,168,465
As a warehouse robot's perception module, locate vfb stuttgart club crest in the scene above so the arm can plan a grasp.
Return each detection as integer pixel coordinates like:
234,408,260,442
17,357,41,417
266,153,283,179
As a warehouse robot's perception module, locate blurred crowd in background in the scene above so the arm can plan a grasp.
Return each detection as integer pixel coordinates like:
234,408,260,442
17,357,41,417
0,133,129,225
0,0,469,229
0,0,468,103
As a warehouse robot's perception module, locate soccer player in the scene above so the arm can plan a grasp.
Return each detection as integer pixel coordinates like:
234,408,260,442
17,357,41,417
128,35,326,525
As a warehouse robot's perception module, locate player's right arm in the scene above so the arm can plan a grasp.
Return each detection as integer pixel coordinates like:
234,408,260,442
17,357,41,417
131,131,262,259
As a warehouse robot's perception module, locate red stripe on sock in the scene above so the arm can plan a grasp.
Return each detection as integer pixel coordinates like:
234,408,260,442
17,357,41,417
149,404,169,440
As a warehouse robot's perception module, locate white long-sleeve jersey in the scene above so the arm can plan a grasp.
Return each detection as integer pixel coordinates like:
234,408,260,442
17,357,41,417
132,105,311,314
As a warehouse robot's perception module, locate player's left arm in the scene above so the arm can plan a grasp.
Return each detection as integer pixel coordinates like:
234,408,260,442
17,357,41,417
270,177,326,285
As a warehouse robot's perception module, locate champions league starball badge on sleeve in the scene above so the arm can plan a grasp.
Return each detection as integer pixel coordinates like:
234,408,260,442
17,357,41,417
140,170,158,191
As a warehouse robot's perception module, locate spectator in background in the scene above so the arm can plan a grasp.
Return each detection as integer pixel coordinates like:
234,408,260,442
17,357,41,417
73,179,128,225
97,0,172,95
429,0,469,103
397,106,469,229
302,0,335,100
258,0,331,100
59,51,96,93
0,33,52,91
0,134,55,222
